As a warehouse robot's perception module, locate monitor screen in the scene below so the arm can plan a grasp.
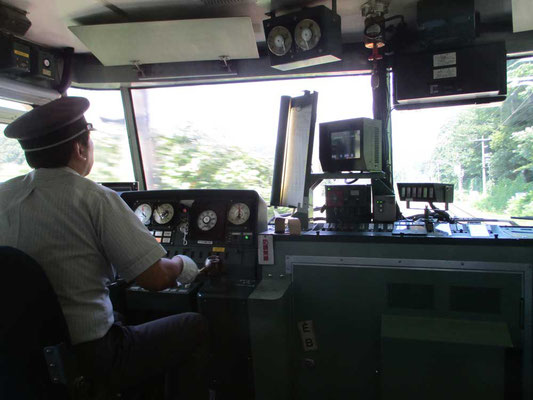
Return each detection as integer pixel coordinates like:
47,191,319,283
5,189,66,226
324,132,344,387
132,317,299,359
319,118,381,173
330,130,361,160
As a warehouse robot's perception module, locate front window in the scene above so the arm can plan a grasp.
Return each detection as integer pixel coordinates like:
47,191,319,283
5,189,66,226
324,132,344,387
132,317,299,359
131,75,373,203
392,56,533,223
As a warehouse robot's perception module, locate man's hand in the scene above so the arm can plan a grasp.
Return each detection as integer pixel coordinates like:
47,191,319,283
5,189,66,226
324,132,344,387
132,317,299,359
175,255,199,284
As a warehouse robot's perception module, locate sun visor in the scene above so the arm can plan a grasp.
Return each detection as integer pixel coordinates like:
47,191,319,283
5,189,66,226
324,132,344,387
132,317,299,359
69,18,259,67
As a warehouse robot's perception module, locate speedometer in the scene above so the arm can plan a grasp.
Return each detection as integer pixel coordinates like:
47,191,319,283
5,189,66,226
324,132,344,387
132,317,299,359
134,203,152,225
153,203,174,225
197,210,218,231
227,203,250,225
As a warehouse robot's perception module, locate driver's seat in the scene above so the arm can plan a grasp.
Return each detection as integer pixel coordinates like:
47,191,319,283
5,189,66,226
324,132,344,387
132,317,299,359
0,246,87,399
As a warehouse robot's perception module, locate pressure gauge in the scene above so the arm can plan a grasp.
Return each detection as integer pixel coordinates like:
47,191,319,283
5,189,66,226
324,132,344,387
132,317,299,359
294,19,321,51
134,203,152,225
227,203,250,225
153,203,174,225
197,210,218,231
267,26,292,56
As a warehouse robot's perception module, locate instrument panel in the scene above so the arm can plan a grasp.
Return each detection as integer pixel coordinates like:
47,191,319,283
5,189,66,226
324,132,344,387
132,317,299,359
122,189,268,247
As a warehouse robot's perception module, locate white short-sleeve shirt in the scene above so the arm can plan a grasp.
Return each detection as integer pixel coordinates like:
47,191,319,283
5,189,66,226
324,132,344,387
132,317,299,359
0,167,166,344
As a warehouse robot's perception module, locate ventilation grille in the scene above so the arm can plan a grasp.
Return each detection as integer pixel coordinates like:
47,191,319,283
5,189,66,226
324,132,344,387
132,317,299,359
201,0,251,5
374,127,381,168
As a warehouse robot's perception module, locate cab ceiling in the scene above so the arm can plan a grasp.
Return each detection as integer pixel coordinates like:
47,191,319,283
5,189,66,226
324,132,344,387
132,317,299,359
2,0,513,55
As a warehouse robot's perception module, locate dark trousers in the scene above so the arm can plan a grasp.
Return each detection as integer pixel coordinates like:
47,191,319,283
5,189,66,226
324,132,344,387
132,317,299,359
73,312,210,400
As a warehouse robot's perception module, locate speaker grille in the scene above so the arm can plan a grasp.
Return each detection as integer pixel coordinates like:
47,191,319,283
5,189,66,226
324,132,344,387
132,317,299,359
200,0,251,6
374,127,380,168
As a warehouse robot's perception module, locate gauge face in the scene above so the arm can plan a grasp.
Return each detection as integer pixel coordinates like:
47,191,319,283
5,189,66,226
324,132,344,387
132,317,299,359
294,19,321,51
153,203,174,225
197,210,218,231
134,203,152,225
227,203,250,225
267,26,292,56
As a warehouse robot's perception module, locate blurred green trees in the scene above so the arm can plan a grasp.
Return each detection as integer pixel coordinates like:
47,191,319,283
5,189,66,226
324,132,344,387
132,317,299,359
147,124,273,202
431,59,533,216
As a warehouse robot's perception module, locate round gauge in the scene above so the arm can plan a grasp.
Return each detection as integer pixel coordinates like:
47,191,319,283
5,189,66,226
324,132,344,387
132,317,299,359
153,203,174,225
197,210,218,231
294,19,321,51
134,203,152,225
227,203,250,225
267,26,292,56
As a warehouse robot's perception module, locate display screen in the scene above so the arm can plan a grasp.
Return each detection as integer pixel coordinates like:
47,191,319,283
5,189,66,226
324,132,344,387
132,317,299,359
330,130,361,160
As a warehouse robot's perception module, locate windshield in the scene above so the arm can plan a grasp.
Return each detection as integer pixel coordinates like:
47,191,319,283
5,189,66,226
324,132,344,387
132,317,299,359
392,56,533,223
131,75,373,203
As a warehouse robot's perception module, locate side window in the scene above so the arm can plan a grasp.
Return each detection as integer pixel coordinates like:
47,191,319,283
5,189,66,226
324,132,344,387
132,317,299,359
68,88,134,183
392,56,533,221
0,99,32,182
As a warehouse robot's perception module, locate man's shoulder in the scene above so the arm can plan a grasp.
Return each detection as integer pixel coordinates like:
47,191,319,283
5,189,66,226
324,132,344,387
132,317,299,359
0,174,25,186
49,170,116,198
0,174,28,195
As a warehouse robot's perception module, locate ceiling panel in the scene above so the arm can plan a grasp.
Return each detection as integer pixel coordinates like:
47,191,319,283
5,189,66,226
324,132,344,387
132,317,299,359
1,0,516,56
69,17,260,66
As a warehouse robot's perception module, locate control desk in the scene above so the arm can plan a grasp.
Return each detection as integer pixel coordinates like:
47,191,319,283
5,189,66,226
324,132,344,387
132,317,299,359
307,221,533,240
119,189,267,399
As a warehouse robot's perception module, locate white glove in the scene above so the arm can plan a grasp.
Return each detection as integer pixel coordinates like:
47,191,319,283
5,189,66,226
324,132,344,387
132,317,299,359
176,255,199,284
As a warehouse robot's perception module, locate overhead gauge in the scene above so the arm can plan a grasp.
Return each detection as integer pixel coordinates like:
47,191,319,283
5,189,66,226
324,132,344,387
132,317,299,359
295,19,321,51
227,203,250,225
153,203,174,225
267,26,292,56
134,203,152,225
197,210,218,231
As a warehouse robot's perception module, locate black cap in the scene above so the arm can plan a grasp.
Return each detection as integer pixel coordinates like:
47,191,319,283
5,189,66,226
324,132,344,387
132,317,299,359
4,96,92,152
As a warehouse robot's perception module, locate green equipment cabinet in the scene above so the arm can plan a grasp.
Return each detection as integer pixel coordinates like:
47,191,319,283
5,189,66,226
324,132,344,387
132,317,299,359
249,233,533,400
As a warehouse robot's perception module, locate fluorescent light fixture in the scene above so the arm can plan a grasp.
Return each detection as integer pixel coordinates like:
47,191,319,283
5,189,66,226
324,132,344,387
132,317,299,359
0,77,60,105
271,92,318,209
396,91,501,105
272,55,342,71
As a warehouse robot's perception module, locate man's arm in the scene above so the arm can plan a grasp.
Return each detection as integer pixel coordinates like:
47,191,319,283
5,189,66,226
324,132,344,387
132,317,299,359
135,255,184,292
135,254,200,291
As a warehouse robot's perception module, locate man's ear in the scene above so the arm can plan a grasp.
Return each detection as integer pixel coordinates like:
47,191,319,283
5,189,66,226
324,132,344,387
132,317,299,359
73,140,88,161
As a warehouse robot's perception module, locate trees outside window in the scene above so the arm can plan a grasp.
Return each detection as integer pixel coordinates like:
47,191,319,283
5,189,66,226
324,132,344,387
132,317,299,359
393,57,533,220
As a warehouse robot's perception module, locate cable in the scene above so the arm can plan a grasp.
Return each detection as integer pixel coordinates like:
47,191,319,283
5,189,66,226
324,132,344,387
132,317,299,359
384,15,405,24
402,205,456,224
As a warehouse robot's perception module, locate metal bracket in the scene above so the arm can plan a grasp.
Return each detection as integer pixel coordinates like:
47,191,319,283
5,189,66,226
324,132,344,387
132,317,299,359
219,56,232,73
131,60,146,79
43,343,70,385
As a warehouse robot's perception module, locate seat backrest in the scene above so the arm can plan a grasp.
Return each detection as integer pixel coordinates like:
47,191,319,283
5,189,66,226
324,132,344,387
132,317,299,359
0,246,70,399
